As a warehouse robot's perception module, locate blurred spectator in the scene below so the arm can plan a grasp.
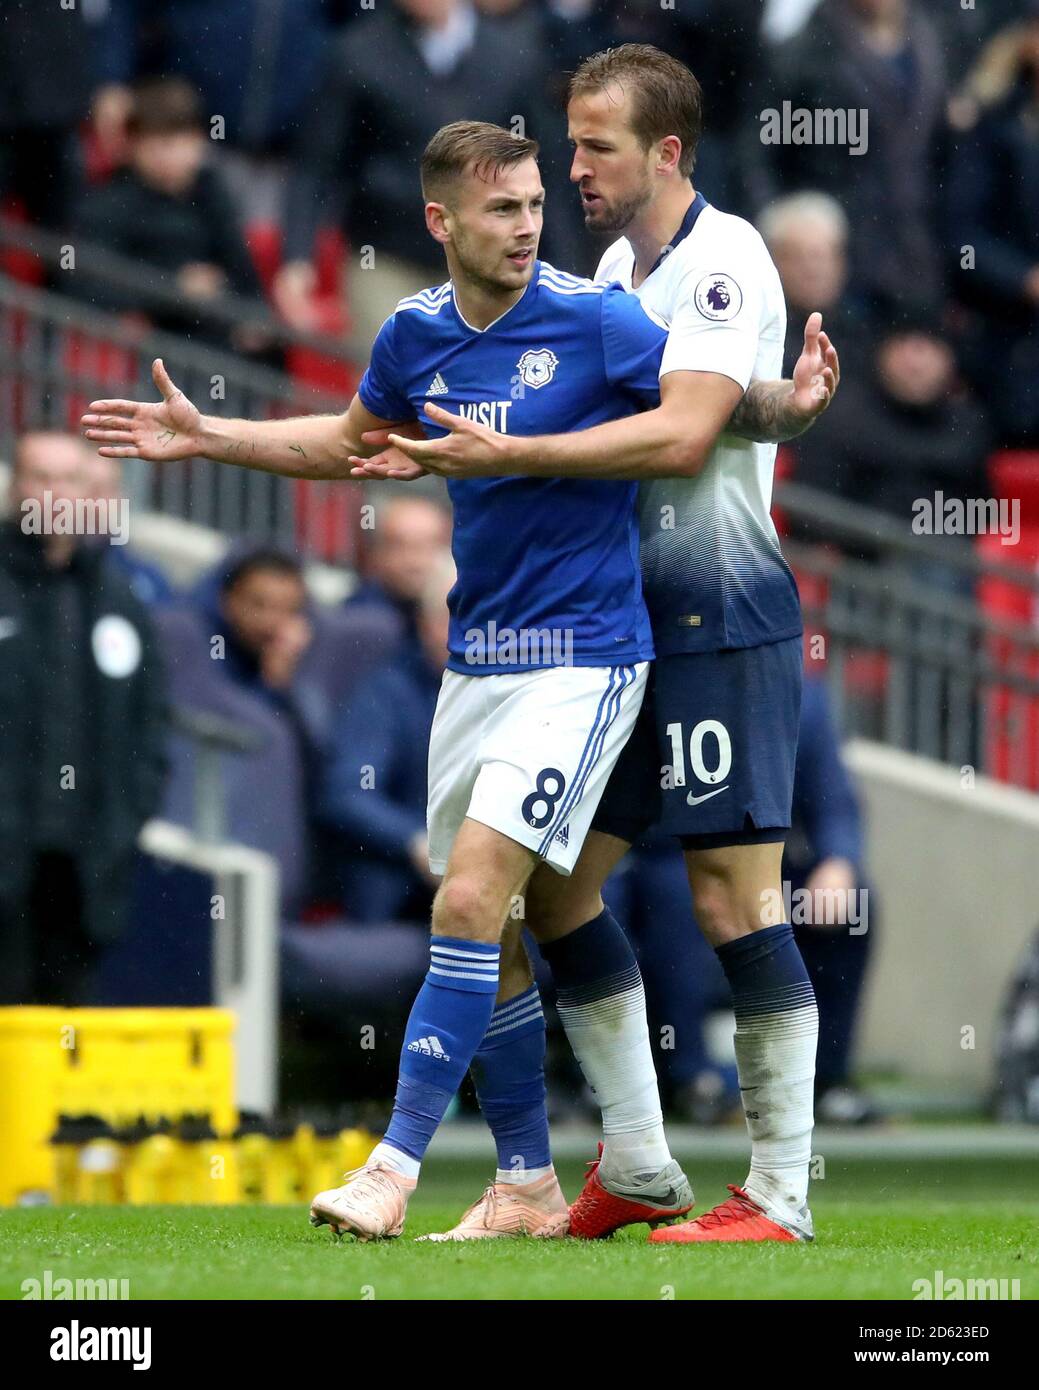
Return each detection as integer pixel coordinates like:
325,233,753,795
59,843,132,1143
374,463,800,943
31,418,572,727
74,77,270,352
947,3,1039,445
205,547,327,756
198,547,340,896
608,671,875,1125
346,496,452,653
275,0,560,343
94,1,345,158
763,0,948,313
793,315,992,570
0,0,101,229
602,0,767,216
0,430,168,1005
91,1,352,222
83,451,174,607
320,553,453,921
787,669,875,1124
759,190,869,376
936,0,1029,104
762,0,824,46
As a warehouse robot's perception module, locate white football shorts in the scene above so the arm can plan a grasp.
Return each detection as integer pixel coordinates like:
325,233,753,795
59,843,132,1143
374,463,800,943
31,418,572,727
427,662,648,877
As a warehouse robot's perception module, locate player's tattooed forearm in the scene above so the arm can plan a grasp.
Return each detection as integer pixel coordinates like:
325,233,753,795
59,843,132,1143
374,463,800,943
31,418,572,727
289,443,307,459
728,380,807,444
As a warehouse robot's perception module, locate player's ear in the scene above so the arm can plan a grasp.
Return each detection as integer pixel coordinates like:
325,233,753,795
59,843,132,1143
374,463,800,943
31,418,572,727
656,135,683,178
425,202,451,246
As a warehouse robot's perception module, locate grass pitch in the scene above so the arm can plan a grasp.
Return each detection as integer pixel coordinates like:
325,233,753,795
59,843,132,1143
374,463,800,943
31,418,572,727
2,1147,1036,1301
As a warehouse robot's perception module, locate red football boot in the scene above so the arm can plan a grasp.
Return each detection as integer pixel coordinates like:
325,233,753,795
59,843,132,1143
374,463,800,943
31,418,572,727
648,1184,814,1244
568,1144,694,1239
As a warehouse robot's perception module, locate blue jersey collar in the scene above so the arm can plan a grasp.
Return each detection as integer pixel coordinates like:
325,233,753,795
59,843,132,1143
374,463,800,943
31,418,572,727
451,265,538,335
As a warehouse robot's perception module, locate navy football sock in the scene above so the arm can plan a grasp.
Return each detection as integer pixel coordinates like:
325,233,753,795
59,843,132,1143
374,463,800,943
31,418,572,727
470,983,552,1178
715,924,818,1212
539,908,671,1173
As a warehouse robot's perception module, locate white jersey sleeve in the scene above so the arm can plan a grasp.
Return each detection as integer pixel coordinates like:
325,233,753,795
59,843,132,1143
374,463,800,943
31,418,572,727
658,247,767,391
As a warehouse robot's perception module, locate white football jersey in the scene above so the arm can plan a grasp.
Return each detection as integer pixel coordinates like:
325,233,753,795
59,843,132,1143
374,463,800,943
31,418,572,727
596,196,802,654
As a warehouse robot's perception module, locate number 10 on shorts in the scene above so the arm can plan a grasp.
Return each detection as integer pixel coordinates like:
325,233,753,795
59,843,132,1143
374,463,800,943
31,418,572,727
665,720,732,787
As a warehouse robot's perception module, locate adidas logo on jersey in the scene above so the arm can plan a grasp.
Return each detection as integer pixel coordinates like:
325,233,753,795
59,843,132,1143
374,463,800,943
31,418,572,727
554,824,569,848
425,372,449,397
407,1035,451,1061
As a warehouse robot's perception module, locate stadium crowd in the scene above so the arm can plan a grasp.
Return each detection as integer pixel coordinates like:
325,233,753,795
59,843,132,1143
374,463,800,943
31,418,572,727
2,0,1038,1120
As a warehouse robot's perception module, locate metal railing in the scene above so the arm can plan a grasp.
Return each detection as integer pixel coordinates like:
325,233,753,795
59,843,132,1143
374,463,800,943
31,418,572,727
0,214,365,362
0,271,362,563
776,482,1039,790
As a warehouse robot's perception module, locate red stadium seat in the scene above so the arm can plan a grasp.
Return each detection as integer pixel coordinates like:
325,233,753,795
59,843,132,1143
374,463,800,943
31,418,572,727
245,219,284,297
0,198,45,286
977,518,1039,791
772,444,795,537
988,450,1039,532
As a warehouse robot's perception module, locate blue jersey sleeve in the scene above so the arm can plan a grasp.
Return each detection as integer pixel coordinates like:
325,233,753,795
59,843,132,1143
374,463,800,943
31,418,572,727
600,283,668,407
357,315,416,422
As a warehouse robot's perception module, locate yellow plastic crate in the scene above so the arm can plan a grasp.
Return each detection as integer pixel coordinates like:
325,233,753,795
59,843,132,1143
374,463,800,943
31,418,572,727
0,1007,236,1205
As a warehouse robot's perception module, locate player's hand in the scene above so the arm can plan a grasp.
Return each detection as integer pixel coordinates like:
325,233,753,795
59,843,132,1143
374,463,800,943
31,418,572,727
349,425,428,482
381,403,517,479
272,260,319,331
803,856,858,930
82,359,206,461
260,612,312,689
790,312,840,424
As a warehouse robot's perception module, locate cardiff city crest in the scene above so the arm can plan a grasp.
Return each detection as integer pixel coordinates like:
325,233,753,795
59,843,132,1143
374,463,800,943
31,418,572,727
517,348,559,390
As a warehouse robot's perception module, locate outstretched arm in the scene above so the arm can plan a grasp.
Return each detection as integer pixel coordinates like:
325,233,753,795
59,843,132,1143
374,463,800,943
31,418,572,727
355,310,840,482
377,369,742,481
726,312,840,443
82,358,413,480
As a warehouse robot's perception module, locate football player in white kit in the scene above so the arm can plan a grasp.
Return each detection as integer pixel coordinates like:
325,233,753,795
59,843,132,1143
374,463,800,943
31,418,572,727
370,45,839,1244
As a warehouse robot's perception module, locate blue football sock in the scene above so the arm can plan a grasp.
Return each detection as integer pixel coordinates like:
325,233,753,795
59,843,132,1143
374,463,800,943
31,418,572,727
382,936,500,1166
470,983,552,1177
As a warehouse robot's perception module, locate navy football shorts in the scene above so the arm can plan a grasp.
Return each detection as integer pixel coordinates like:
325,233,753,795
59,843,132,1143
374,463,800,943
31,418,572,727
592,636,803,849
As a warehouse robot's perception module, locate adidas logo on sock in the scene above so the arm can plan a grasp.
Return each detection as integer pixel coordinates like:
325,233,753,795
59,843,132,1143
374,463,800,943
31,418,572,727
426,372,449,397
407,1035,451,1061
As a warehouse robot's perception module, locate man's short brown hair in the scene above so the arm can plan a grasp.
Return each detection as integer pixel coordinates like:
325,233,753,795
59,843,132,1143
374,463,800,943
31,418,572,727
420,121,540,204
569,44,704,178
127,77,205,138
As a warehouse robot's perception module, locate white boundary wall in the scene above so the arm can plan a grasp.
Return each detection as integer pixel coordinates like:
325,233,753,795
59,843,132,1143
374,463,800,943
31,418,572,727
139,820,280,1113
845,740,1039,1090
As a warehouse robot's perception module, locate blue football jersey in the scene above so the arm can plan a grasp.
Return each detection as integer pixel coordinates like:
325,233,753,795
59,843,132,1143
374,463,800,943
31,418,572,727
358,261,664,675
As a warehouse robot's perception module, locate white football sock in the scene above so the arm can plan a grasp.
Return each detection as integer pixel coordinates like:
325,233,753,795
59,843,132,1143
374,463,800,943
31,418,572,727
495,1164,555,1186
368,1140,421,1181
557,978,673,1177
735,1003,819,1213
